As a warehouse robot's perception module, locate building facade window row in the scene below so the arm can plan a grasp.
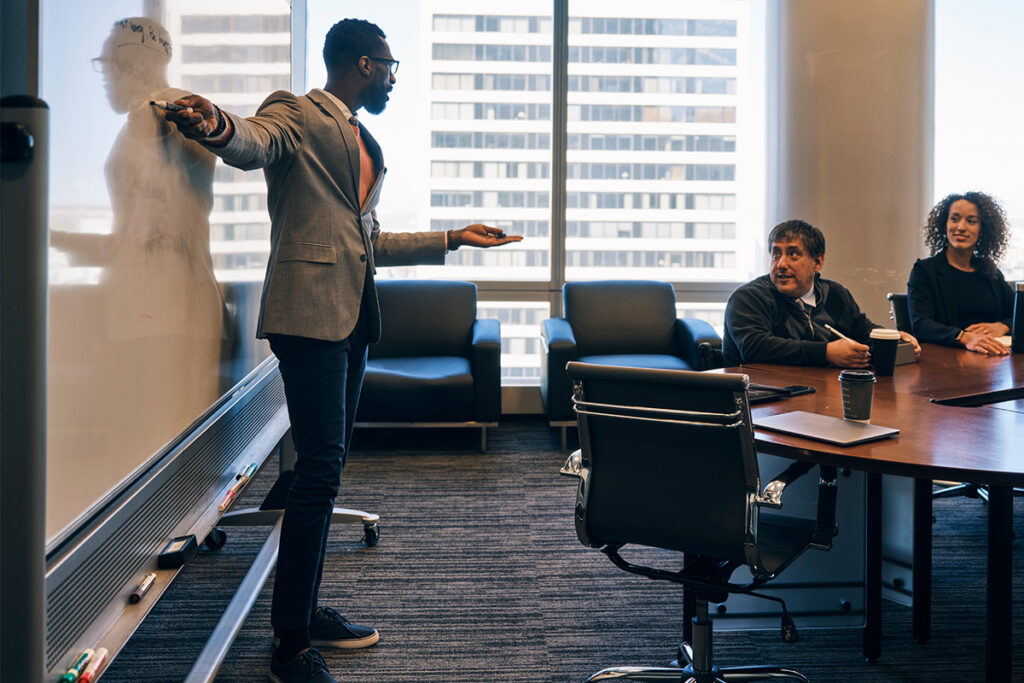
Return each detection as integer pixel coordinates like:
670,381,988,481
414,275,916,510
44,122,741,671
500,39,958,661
432,43,552,62
431,190,550,208
432,14,552,34
567,221,737,239
568,46,736,66
568,133,736,152
569,104,736,123
569,75,736,95
571,17,736,36
566,191,736,210
566,162,735,181
431,161,550,179
212,223,271,242
565,250,736,269
432,72,552,91
448,249,550,267
430,14,736,38
431,131,551,149
181,14,289,33
431,101,551,120
182,74,290,94
181,44,290,63
430,73,735,95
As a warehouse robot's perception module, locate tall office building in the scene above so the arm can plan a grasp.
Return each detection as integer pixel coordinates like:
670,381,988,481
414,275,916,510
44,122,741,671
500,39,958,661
163,0,292,283
411,0,764,380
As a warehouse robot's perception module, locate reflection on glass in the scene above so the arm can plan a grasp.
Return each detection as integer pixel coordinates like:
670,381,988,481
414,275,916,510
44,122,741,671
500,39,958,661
44,6,282,543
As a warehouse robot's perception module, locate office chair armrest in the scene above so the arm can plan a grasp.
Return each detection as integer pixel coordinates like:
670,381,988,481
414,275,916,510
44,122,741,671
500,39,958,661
675,318,721,369
811,466,839,549
541,317,577,351
540,318,578,422
471,319,502,422
559,449,582,478
757,460,816,508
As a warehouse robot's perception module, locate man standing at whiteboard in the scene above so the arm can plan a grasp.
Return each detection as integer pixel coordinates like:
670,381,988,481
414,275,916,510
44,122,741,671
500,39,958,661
164,18,521,683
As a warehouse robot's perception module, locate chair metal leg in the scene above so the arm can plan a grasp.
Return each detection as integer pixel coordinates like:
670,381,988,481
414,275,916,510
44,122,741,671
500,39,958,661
933,482,982,499
588,599,807,683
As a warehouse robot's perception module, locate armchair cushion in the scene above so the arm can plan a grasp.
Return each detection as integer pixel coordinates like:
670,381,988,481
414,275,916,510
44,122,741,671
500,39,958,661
357,280,500,425
359,357,473,422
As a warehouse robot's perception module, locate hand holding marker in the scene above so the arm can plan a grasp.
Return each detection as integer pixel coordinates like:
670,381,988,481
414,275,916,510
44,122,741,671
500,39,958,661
150,100,192,113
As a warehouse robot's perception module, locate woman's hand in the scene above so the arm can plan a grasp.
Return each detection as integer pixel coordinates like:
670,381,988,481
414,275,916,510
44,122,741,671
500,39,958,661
960,330,1010,356
964,322,1010,337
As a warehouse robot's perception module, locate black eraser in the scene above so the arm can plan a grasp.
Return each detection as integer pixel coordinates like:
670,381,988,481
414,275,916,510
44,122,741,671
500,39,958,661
157,534,198,569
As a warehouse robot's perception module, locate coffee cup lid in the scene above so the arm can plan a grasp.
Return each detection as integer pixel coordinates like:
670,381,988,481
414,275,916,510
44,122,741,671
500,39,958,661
838,369,876,381
869,328,901,340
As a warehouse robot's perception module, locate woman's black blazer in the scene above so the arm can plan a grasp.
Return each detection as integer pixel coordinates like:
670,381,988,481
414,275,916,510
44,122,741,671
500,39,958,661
906,252,1015,346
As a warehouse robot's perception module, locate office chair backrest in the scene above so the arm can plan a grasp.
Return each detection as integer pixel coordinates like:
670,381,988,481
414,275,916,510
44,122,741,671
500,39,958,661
887,292,910,332
566,362,758,564
372,280,477,358
564,280,677,357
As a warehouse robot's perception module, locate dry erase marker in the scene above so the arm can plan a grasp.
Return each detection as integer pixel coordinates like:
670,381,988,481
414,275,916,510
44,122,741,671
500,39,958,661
218,488,237,512
78,647,108,683
60,648,94,682
236,463,258,482
129,572,156,604
150,100,191,113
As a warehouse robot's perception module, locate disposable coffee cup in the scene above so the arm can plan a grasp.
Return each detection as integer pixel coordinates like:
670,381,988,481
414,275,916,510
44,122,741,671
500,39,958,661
839,369,876,422
869,328,901,377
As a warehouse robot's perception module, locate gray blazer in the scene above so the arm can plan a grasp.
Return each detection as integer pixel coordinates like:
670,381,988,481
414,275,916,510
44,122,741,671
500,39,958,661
213,89,445,342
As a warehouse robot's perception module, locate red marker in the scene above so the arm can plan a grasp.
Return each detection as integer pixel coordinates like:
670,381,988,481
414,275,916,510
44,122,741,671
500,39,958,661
79,647,108,683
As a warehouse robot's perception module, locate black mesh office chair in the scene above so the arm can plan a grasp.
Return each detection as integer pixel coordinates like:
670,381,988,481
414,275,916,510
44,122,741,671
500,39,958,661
560,362,838,682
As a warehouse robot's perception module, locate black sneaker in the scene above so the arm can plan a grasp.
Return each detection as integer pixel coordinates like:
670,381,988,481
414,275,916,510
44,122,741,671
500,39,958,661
268,647,337,683
309,607,379,649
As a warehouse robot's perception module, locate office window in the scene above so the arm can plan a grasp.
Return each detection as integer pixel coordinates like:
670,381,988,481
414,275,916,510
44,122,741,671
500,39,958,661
307,0,764,383
935,3,1024,281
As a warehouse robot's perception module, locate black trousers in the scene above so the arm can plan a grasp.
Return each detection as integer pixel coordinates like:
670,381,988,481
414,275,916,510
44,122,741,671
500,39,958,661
266,313,370,632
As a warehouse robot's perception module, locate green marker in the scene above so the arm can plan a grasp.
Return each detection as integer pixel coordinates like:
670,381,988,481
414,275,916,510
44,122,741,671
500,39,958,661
61,648,94,682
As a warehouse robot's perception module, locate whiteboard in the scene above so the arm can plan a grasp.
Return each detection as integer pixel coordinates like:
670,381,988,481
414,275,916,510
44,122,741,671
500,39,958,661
42,6,288,543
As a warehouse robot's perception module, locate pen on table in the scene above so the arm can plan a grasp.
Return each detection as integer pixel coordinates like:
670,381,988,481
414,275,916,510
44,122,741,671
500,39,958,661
149,100,191,113
129,572,156,604
78,647,108,683
824,324,871,356
60,648,93,682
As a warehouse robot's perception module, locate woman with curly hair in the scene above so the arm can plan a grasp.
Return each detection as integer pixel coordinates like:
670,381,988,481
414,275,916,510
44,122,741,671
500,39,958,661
907,191,1014,355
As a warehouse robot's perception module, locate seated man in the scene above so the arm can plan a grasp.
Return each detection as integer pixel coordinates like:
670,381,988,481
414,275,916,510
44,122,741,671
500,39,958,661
723,219,919,367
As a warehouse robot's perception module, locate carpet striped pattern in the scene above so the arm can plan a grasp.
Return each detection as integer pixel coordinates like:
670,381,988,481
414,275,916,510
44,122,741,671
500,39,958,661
102,418,1024,682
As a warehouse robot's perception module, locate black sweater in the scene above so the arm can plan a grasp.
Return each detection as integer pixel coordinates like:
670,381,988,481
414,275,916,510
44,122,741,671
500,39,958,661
723,274,879,366
906,252,1014,346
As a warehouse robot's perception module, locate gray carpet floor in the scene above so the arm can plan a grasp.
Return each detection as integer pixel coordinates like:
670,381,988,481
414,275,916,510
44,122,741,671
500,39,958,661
102,418,1024,682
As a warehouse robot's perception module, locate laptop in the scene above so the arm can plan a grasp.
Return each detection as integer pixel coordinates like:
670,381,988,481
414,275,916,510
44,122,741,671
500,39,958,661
753,410,899,446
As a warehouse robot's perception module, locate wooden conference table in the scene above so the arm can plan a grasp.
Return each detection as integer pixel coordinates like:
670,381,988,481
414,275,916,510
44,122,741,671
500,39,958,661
722,344,1024,681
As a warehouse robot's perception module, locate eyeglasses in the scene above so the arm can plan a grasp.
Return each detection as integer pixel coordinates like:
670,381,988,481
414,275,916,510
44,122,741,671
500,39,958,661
367,57,399,75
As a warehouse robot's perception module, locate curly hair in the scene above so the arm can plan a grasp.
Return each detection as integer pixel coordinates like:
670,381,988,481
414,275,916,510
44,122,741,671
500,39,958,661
924,192,1010,272
323,18,386,77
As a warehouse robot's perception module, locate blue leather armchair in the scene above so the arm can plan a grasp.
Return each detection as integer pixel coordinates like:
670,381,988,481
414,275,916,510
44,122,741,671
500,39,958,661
540,280,721,432
355,280,501,451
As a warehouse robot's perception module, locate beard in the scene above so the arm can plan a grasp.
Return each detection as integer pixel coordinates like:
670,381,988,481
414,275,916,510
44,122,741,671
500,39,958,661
363,81,389,115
